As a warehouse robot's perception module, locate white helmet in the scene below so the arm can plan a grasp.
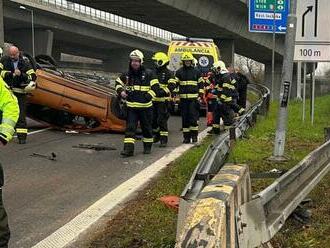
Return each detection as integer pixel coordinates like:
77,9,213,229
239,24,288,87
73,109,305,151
129,49,144,63
0,47,3,57
24,81,37,93
213,60,227,71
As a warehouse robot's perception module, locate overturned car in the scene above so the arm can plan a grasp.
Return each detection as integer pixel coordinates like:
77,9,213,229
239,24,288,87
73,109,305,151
26,55,126,132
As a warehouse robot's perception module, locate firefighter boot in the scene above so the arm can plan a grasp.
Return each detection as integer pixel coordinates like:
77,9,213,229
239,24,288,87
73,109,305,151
183,132,191,144
159,136,168,147
120,143,134,157
153,132,160,143
191,130,198,143
143,142,152,154
208,124,220,135
17,133,27,144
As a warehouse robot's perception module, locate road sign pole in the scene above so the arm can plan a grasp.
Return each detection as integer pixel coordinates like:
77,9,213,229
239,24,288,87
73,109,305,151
271,0,297,160
311,62,316,125
302,62,307,121
297,61,302,99
271,1,277,100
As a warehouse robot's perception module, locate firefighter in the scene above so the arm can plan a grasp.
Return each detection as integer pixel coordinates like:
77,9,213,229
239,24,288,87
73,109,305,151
115,49,164,157
210,60,238,134
175,52,204,143
0,76,20,247
151,52,176,147
231,67,250,109
0,46,36,144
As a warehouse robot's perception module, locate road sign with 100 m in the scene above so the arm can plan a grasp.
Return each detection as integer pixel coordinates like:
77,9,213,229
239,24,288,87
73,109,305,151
249,0,289,33
294,0,330,61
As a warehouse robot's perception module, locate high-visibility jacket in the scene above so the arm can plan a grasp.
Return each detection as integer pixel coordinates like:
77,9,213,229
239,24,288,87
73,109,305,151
0,56,36,94
115,67,164,108
0,77,19,145
175,66,205,99
152,66,176,102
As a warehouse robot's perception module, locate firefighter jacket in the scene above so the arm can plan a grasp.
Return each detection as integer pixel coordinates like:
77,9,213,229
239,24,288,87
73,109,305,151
115,66,164,108
0,55,36,94
152,66,176,102
0,77,19,145
211,72,238,104
175,66,205,99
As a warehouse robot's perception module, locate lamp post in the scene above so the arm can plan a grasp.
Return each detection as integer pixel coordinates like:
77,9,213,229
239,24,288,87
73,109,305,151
20,5,35,57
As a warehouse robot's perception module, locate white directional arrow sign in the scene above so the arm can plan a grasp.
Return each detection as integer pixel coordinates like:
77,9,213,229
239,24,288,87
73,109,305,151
294,0,330,61
278,25,287,32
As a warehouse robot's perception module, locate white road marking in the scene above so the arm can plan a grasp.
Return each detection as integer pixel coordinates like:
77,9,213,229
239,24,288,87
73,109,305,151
32,127,210,248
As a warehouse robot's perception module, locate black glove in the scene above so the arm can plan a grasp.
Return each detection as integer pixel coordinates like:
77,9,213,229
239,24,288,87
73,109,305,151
144,92,153,102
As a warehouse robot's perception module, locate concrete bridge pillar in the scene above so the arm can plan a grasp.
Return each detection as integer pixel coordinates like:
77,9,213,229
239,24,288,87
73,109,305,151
214,39,235,67
264,62,283,100
265,62,300,100
6,29,54,56
103,49,154,73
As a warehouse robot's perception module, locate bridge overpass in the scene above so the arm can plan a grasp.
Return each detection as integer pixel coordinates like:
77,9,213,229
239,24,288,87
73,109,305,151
70,0,287,97
1,0,175,71
1,0,292,97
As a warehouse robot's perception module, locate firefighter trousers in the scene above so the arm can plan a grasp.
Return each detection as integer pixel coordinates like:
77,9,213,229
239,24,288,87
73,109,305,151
0,164,10,248
213,101,235,128
237,84,248,108
123,107,153,153
152,101,170,140
181,99,199,140
14,93,28,142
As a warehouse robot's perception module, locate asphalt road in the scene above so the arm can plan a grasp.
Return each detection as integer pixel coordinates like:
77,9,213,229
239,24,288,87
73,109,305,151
1,116,206,248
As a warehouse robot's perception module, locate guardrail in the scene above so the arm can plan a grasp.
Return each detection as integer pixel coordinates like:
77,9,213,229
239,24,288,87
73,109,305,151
238,138,330,248
10,0,184,43
177,83,271,237
176,83,330,248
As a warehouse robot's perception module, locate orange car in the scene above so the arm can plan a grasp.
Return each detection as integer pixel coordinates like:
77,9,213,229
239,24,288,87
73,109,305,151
26,60,126,132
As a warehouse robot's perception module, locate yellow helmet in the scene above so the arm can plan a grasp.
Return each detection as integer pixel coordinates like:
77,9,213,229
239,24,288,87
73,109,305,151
181,52,194,61
129,49,144,63
152,52,169,67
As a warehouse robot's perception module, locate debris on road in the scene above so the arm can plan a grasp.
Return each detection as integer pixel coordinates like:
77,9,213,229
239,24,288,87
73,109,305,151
65,130,79,134
72,144,117,151
30,152,57,161
159,195,180,211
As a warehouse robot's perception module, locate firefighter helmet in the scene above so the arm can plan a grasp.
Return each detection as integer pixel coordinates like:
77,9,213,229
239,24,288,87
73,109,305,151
129,49,144,63
213,60,227,70
152,52,169,67
181,52,195,61
0,47,2,57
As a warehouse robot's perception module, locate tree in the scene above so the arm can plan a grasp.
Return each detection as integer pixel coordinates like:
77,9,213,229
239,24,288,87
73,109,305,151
234,55,264,84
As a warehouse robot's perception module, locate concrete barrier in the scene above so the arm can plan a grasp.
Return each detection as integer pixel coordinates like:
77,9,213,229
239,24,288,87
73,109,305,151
176,164,251,248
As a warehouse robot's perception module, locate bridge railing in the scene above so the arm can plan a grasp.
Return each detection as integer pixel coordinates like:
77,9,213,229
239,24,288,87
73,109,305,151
13,0,184,43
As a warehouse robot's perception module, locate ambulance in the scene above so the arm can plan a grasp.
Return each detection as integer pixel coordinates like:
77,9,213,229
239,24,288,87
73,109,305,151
167,38,220,114
167,38,220,75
